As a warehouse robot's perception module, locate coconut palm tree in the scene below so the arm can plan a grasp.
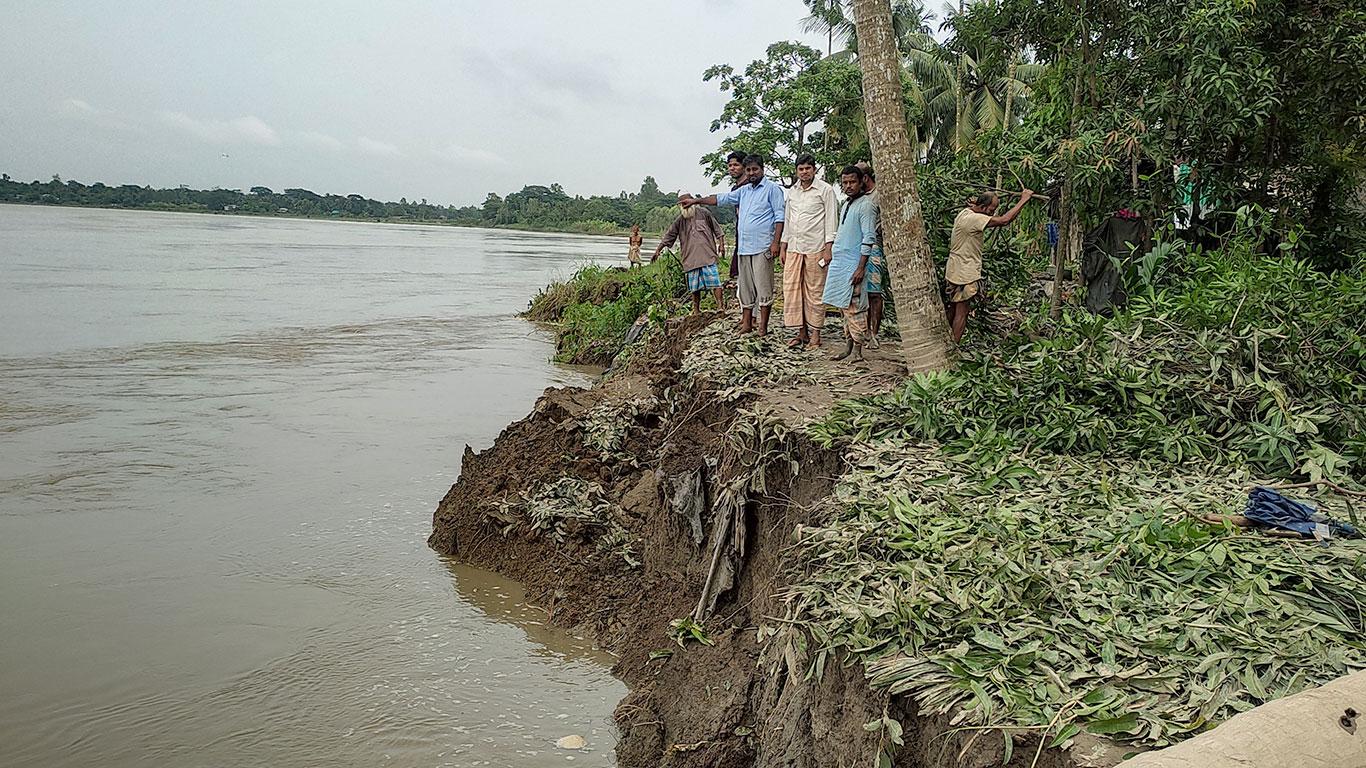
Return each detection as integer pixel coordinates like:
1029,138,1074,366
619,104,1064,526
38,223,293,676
803,0,935,163
801,0,930,58
850,0,955,372
904,33,1043,156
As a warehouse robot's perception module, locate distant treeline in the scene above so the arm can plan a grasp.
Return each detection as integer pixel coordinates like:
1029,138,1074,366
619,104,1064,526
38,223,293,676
0,173,731,235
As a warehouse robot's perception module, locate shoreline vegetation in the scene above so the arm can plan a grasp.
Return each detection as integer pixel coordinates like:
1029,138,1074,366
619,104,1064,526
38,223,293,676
437,190,1366,765
0,173,732,238
524,257,696,366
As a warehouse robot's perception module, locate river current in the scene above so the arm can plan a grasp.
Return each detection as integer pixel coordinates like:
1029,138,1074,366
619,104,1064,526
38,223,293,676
0,205,626,767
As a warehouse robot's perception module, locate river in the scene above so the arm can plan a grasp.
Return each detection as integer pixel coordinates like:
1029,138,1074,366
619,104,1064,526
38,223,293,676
0,205,627,767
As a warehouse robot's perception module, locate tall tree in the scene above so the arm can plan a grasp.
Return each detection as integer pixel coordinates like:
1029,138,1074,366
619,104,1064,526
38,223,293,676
701,41,862,182
904,31,1042,158
852,0,954,373
801,0,931,58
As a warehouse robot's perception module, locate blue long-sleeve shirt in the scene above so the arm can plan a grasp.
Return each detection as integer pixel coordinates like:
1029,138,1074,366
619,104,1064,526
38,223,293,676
714,177,786,255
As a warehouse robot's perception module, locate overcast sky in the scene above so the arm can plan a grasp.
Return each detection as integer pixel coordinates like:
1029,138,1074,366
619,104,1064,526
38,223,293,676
0,0,836,206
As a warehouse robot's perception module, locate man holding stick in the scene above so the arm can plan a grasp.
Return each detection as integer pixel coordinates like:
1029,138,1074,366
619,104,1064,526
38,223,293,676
946,189,1035,342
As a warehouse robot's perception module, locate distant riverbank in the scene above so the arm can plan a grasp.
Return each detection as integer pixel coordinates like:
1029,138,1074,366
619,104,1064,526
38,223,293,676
1,173,698,239
0,200,647,239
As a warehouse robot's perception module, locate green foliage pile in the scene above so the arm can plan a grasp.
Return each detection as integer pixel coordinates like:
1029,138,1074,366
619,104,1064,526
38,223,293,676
812,222,1366,481
788,442,1364,748
524,258,687,366
580,395,659,466
789,231,1366,748
495,476,639,569
681,321,817,399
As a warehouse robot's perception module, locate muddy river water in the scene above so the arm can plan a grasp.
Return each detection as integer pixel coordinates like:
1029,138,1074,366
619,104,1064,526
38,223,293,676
0,205,626,767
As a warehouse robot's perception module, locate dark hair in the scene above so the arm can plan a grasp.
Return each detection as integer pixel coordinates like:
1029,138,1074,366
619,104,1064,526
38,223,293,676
974,191,998,207
864,167,876,181
726,150,746,164
840,165,866,181
743,154,764,168
795,154,817,168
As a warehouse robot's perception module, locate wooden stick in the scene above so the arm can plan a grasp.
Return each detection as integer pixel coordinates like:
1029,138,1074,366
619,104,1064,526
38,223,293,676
693,497,736,621
942,175,1053,203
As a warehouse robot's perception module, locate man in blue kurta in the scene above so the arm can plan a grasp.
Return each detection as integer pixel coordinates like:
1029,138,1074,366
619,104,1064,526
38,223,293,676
682,154,786,335
823,165,879,363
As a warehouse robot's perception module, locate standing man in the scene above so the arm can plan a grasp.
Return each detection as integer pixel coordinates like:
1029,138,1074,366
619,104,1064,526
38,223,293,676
945,189,1034,342
652,195,725,315
860,166,887,346
723,150,746,282
822,166,878,363
779,154,837,348
683,155,785,335
627,224,644,268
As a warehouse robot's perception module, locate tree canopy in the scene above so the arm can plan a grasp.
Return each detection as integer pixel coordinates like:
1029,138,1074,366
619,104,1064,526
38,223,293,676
0,174,726,235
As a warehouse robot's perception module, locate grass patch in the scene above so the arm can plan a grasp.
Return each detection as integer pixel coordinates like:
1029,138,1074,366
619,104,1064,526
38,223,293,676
525,257,695,366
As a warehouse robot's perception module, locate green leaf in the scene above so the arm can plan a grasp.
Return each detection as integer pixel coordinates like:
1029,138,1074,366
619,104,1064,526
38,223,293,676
1086,713,1141,735
1048,723,1082,749
974,629,1008,651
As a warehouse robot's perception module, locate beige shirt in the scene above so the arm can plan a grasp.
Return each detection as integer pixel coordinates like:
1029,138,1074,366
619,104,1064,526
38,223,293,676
946,208,992,284
658,207,724,272
780,178,838,255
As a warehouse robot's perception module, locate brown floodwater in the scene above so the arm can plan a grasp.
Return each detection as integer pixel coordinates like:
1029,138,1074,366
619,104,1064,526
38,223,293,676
0,205,628,767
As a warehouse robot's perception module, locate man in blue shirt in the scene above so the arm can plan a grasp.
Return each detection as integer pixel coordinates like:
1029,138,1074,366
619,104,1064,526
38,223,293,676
822,165,878,363
682,154,786,335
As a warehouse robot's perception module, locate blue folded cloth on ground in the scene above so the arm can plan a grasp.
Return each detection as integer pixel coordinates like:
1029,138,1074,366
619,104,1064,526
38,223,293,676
1243,486,1359,538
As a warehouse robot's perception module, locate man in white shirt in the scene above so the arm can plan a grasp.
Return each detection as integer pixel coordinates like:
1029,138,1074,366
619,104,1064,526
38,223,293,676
778,154,837,348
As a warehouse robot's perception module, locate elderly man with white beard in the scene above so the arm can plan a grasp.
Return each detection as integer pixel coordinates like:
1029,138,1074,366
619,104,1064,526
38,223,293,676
653,194,726,315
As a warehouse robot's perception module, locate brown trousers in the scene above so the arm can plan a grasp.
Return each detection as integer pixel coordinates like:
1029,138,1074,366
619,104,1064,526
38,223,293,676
782,252,828,330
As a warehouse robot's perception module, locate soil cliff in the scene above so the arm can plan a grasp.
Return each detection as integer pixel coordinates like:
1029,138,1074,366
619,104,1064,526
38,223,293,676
429,314,1089,768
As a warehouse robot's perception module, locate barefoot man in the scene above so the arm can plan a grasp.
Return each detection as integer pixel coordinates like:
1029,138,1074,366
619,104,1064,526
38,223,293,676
627,224,643,268
779,154,837,349
945,189,1034,341
653,195,725,315
859,165,887,346
823,166,878,363
683,154,785,335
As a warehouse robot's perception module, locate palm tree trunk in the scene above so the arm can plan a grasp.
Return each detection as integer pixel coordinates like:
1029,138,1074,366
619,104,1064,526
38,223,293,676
852,0,954,373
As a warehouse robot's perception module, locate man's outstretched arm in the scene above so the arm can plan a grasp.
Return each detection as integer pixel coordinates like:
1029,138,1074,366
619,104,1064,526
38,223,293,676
988,189,1034,227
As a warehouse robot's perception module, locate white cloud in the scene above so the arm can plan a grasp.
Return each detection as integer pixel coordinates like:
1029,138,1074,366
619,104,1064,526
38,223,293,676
291,130,345,151
63,98,98,116
59,98,137,131
356,136,401,156
437,143,505,168
158,111,281,146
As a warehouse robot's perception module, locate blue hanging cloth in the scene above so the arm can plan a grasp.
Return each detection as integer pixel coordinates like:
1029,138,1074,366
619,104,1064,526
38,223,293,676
1046,221,1059,248
1244,486,1360,538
